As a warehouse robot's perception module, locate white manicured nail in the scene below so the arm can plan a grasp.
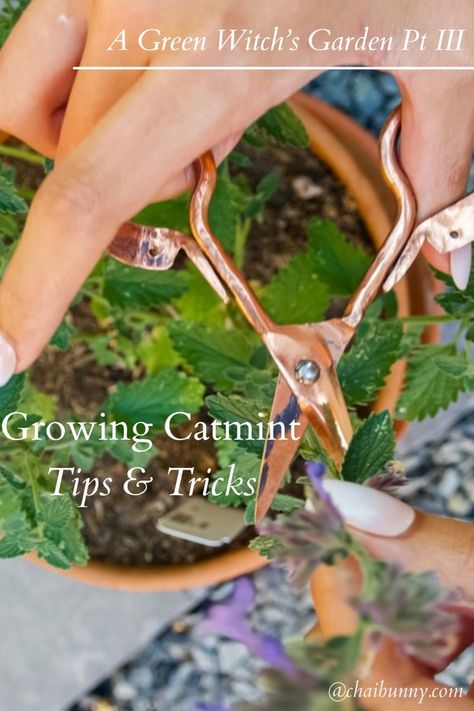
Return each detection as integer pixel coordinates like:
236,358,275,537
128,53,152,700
322,479,415,537
0,332,16,387
450,244,472,291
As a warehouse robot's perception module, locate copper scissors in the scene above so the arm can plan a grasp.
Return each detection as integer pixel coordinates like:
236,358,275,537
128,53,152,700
107,106,473,523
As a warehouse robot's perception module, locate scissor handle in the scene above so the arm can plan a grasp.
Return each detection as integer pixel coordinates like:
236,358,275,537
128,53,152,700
189,152,276,337
342,108,417,329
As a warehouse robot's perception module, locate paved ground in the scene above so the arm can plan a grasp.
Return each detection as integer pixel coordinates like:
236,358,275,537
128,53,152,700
0,561,206,711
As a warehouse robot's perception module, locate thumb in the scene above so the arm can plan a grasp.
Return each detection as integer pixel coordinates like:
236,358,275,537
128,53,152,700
322,480,474,599
397,73,474,285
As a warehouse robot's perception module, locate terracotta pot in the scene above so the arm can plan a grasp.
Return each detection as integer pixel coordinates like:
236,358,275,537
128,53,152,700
12,94,437,590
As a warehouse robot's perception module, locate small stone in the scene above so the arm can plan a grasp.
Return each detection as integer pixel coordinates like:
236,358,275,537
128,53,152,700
447,492,472,518
218,642,248,675
113,680,137,703
292,176,323,200
128,666,154,693
460,439,474,455
432,443,463,466
463,478,474,503
172,618,191,634
437,468,461,498
211,582,234,601
192,645,217,673
91,701,114,711
167,643,189,661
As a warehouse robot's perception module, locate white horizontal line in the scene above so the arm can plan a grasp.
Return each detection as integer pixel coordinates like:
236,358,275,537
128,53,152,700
73,65,474,71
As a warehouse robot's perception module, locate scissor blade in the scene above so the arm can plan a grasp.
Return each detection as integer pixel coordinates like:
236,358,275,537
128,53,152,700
254,375,308,524
299,361,353,471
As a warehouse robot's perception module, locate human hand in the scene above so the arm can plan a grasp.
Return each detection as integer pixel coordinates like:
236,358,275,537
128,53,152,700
311,481,474,709
0,0,472,384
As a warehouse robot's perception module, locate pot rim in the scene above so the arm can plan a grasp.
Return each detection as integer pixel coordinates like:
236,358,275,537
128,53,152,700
22,93,438,590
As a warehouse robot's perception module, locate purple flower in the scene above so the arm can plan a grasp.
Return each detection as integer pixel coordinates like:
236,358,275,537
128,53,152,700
197,577,298,677
195,703,232,711
365,460,409,496
353,565,460,666
305,462,343,524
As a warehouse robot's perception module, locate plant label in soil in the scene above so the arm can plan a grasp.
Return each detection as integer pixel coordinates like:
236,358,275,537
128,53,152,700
157,498,245,547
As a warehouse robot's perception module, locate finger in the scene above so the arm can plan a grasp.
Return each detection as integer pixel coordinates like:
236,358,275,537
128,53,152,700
321,480,474,598
55,2,149,160
56,17,241,199
0,66,294,374
397,73,474,275
311,566,474,709
146,131,242,202
0,0,87,156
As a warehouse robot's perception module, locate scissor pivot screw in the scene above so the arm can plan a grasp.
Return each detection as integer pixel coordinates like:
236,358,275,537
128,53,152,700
450,230,460,239
295,359,320,384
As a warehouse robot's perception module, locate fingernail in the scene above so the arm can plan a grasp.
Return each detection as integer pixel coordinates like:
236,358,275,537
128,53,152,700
450,244,472,291
0,332,16,387
321,480,415,537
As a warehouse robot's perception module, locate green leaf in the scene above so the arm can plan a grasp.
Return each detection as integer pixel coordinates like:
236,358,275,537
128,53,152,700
37,539,73,569
59,524,89,566
206,392,267,454
261,247,330,324
0,464,26,491
49,320,73,351
342,411,395,482
243,173,280,221
229,150,252,168
133,193,190,233
137,326,182,375
0,531,36,558
209,437,260,507
0,172,27,214
250,103,309,148
103,260,187,309
308,219,371,295
0,212,20,238
169,321,257,390
338,319,404,406
209,169,247,252
107,368,204,430
249,535,284,558
173,264,226,327
38,495,73,543
0,0,30,46
272,494,304,514
396,345,471,421
0,373,25,419
206,392,264,428
20,382,58,420
434,258,474,316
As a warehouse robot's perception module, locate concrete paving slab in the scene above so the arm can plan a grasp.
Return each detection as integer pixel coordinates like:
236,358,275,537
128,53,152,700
398,394,474,457
0,558,206,711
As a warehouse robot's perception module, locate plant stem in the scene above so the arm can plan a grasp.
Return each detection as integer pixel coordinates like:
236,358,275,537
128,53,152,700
25,457,40,515
0,143,44,165
234,218,251,270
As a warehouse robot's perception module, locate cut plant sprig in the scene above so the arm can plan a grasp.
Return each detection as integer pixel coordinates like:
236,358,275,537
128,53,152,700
252,462,461,670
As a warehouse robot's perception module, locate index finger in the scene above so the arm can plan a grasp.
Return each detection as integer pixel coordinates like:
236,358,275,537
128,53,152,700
0,66,280,377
